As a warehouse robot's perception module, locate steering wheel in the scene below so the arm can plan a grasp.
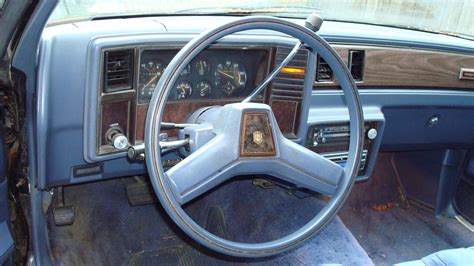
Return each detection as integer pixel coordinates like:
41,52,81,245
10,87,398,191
145,16,364,257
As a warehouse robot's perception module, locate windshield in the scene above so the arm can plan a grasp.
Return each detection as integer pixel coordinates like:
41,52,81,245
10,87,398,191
48,0,473,39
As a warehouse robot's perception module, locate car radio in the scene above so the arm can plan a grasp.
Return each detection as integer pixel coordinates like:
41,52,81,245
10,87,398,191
305,122,378,176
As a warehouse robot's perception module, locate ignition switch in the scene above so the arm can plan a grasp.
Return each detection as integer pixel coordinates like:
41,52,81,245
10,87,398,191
106,127,129,150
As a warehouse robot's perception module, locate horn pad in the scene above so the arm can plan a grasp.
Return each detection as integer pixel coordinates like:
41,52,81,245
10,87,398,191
239,112,276,157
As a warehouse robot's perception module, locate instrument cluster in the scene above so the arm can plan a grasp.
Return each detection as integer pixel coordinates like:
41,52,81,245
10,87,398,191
138,48,269,103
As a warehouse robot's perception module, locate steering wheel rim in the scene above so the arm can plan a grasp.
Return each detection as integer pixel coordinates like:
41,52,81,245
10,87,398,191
145,16,364,258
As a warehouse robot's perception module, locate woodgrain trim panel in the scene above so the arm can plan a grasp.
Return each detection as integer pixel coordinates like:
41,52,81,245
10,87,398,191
270,99,298,135
135,99,246,141
313,45,474,89
100,101,130,146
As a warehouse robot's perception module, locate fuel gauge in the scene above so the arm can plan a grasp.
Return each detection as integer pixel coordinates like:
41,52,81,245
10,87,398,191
197,81,212,97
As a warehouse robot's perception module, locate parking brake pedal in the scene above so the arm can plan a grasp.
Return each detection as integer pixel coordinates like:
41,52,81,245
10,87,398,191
53,187,75,226
125,178,156,206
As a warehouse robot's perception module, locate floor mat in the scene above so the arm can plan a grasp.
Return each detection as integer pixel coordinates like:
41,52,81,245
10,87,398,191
340,153,474,265
455,180,474,224
128,245,221,266
47,177,372,265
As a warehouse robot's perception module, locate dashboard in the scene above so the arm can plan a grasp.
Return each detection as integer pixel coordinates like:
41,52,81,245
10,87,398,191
35,16,474,189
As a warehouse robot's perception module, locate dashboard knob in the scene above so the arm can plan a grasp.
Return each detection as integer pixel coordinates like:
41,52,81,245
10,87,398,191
112,133,129,150
367,128,378,140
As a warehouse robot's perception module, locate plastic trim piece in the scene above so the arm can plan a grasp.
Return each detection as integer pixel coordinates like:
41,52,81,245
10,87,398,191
11,0,59,264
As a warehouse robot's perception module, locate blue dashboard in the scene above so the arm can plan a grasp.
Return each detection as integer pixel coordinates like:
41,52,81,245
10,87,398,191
35,16,474,189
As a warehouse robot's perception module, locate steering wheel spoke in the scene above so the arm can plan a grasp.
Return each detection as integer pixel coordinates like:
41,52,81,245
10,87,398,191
166,135,238,205
277,138,344,195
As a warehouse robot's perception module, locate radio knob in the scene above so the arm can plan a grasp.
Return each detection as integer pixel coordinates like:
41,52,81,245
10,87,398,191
367,128,378,140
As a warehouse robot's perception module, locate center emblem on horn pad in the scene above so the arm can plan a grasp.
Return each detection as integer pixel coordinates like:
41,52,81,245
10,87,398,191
240,112,276,156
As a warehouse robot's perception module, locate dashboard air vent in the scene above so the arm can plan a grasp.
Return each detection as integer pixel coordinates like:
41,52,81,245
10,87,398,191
316,55,333,82
271,46,308,99
349,50,365,81
103,49,134,92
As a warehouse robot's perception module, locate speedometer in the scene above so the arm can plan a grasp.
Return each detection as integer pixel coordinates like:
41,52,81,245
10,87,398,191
214,60,247,96
138,60,164,102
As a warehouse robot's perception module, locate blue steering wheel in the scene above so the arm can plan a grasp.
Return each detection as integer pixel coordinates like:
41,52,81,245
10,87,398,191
145,16,364,257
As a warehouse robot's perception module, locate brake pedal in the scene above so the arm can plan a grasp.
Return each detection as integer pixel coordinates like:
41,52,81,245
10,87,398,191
125,180,156,206
53,187,75,226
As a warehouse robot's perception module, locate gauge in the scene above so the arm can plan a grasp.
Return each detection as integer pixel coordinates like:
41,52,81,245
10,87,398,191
196,81,212,97
174,81,193,100
214,60,247,96
195,59,211,76
220,80,237,96
139,60,164,101
180,64,192,76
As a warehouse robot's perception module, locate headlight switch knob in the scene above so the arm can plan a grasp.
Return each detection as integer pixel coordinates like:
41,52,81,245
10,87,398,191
106,127,129,150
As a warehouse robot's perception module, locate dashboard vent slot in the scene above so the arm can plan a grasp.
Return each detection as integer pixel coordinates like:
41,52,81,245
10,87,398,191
349,50,365,81
316,55,333,82
271,46,308,99
103,49,134,92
